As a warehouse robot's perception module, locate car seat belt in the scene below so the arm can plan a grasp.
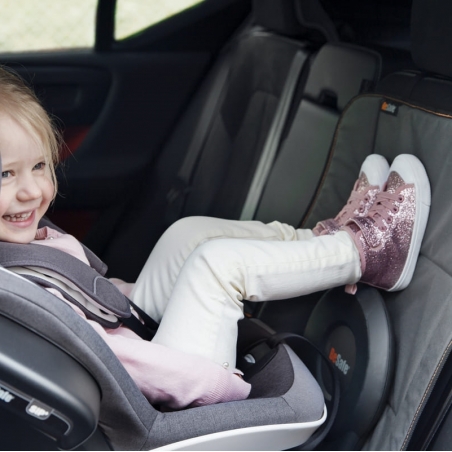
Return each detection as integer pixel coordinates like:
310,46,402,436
240,50,307,221
10,265,157,341
0,238,159,340
165,56,231,224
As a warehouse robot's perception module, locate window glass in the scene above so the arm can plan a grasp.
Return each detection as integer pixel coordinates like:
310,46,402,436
0,0,97,53
115,0,204,41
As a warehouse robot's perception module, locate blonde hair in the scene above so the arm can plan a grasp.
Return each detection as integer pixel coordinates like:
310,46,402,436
0,66,61,197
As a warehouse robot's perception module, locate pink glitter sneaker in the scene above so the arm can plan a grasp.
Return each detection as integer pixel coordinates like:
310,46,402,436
313,154,389,236
344,154,431,292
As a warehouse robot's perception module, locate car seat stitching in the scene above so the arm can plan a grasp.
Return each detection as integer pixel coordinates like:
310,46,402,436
402,340,452,450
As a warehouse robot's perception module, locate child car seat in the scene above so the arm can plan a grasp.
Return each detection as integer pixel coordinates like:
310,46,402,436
0,268,328,450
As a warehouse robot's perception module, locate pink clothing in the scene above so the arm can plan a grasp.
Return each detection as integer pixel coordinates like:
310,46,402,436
32,228,251,410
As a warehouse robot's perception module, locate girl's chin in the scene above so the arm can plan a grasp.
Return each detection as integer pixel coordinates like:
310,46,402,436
0,231,37,243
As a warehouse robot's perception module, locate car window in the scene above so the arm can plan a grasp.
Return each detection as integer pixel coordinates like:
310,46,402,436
115,0,204,41
0,0,97,53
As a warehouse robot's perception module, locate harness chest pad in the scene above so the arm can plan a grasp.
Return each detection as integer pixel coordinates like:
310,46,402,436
0,241,132,328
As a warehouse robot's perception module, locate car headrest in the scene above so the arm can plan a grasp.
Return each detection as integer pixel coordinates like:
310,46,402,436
252,0,338,42
411,0,452,78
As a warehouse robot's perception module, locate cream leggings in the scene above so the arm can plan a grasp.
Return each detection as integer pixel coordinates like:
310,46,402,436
131,216,361,368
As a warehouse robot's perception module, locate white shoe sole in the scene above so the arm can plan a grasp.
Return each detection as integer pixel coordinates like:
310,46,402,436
388,154,431,291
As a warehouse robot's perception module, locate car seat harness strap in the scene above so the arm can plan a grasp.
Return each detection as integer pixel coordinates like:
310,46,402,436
0,241,158,340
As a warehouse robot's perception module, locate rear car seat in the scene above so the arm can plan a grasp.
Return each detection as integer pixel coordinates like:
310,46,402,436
101,0,380,282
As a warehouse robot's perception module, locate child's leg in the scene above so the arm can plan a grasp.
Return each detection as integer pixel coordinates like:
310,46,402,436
131,216,314,321
151,230,361,368
132,153,389,321
149,155,430,367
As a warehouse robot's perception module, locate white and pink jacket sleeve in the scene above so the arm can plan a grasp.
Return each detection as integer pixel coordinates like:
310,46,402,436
33,227,251,409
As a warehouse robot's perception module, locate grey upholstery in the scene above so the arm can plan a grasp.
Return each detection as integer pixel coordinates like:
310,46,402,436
0,268,324,450
282,0,452,448
255,42,380,225
301,93,452,450
101,0,318,280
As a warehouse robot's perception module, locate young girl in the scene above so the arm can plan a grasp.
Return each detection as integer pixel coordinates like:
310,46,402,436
0,67,431,410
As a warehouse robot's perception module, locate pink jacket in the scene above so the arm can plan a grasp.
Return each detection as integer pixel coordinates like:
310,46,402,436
32,227,251,409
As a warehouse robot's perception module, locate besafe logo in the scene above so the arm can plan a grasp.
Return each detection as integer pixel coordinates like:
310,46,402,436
381,100,399,116
0,387,14,403
329,347,350,375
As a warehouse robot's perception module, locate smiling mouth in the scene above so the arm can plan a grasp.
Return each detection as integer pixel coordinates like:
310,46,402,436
3,212,33,222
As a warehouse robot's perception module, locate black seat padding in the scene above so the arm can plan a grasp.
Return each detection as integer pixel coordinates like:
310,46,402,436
303,285,393,450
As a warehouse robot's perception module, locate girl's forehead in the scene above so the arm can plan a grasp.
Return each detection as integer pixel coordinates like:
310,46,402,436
0,140,46,167
0,113,47,163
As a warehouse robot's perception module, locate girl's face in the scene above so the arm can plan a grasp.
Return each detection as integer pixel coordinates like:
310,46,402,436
0,112,54,243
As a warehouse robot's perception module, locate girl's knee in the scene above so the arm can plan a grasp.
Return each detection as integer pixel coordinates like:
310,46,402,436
169,216,221,236
189,239,243,274
160,216,206,243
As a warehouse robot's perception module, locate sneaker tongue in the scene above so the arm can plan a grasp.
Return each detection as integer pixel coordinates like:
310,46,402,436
386,171,405,194
347,216,382,248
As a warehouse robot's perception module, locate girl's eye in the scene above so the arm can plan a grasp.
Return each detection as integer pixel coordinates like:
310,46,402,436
33,162,45,171
1,171,11,179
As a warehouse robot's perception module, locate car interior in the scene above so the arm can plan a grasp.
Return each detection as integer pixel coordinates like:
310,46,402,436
1,0,452,450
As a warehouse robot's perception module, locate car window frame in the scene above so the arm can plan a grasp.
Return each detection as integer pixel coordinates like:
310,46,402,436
94,0,246,52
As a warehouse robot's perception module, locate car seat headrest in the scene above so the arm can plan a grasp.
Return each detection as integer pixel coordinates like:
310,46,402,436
411,0,452,79
252,0,338,43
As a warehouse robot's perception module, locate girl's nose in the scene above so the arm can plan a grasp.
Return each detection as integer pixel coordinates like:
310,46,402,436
17,176,42,202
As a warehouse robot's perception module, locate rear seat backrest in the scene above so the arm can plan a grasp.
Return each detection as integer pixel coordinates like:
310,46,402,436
181,30,311,220
103,0,381,281
253,43,381,225
102,0,338,280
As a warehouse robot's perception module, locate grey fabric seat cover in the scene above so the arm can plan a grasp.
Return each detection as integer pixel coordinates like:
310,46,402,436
299,1,452,446
0,268,324,450
302,92,452,450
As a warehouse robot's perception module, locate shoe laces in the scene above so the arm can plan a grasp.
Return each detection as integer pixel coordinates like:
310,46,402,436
366,190,404,231
335,187,372,222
